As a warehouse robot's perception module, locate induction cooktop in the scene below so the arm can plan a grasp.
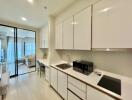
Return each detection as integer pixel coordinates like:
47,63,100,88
98,75,121,95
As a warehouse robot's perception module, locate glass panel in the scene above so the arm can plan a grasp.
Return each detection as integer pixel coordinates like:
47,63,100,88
17,29,36,75
0,26,16,76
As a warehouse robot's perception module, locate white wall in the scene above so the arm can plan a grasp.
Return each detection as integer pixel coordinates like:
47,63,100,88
55,0,132,78
60,50,132,77
48,16,62,64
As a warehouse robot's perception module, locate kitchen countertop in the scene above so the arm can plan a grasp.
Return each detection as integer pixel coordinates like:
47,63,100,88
37,59,50,67
50,61,132,100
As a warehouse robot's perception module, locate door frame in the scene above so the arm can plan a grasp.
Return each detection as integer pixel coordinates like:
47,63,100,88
0,24,37,78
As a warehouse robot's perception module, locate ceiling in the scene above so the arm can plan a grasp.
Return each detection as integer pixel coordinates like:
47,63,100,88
0,0,77,28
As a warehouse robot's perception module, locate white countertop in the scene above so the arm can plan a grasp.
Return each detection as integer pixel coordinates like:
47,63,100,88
37,59,50,67
50,61,132,100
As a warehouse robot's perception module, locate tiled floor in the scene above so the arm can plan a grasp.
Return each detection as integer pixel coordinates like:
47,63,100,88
4,72,62,100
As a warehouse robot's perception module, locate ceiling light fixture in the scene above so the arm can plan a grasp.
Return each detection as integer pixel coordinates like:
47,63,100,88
21,17,27,21
106,48,110,51
100,7,112,13
27,0,33,4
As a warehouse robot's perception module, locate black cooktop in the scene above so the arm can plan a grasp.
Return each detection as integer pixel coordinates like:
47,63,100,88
98,75,121,95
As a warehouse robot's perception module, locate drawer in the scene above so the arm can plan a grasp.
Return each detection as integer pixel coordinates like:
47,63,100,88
68,76,86,92
87,85,116,100
68,83,86,100
68,90,82,100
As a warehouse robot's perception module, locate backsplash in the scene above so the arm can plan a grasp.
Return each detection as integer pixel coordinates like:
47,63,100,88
59,50,132,78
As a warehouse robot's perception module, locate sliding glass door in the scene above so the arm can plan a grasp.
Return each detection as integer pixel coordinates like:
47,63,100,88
0,24,36,77
17,29,36,75
0,25,17,76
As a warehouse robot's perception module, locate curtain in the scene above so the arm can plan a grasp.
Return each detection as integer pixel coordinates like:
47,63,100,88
0,40,1,62
17,38,24,60
25,42,35,56
7,37,15,63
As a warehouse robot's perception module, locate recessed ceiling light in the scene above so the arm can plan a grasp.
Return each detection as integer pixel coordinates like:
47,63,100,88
100,7,112,13
106,48,110,51
21,17,27,21
27,0,33,3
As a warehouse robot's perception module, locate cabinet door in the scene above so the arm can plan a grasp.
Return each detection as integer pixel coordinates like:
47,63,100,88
55,23,63,49
87,85,115,100
93,0,132,48
39,29,44,48
58,71,67,100
74,6,92,50
39,26,48,48
44,26,49,48
45,67,50,82
63,17,74,49
50,67,57,91
68,90,81,100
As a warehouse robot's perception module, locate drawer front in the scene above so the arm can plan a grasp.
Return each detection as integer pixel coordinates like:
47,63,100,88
68,83,86,100
87,85,116,100
68,76,86,92
68,90,81,100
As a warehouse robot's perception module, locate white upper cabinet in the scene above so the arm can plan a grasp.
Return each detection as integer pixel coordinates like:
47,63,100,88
62,17,74,49
39,26,49,48
55,23,63,49
92,0,132,48
74,6,92,50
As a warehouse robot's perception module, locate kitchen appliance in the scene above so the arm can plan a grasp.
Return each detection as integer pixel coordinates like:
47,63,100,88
98,75,121,95
73,60,93,75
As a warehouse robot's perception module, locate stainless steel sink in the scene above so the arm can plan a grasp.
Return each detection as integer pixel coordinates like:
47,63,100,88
56,63,72,70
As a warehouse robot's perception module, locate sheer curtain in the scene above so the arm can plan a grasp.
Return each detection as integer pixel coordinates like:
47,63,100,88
7,37,15,64
17,38,24,60
0,40,1,61
25,42,35,56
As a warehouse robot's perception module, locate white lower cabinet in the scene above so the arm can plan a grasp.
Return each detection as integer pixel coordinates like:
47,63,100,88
50,68,116,100
50,67,58,91
45,66,50,82
68,76,87,100
58,71,67,100
87,85,115,100
68,90,81,100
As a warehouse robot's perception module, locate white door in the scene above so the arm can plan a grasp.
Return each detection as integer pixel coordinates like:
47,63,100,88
55,23,63,49
58,71,67,100
92,0,132,48
74,6,92,50
63,17,74,49
50,67,58,91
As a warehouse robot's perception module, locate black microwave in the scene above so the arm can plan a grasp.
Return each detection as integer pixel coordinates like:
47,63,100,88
73,60,93,75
